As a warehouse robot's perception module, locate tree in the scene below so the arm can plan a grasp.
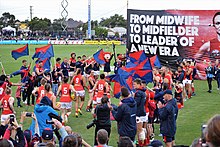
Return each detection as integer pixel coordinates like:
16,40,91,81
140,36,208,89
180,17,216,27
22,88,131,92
99,14,126,28
94,27,108,38
29,17,51,32
52,18,63,32
0,12,16,28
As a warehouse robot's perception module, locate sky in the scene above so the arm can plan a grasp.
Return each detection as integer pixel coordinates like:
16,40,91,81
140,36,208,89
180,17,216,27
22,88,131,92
0,0,220,22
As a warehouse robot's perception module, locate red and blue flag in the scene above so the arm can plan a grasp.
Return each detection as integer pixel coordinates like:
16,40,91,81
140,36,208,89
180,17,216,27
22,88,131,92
129,51,147,63
11,44,29,60
32,45,54,59
93,49,106,65
150,55,161,68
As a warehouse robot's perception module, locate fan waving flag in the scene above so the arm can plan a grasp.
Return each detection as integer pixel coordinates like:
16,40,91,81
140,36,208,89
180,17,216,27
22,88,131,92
33,58,51,72
11,44,29,60
93,49,106,65
32,45,54,59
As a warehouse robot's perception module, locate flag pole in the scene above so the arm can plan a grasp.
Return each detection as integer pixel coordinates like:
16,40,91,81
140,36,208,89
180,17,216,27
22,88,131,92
112,43,117,63
54,57,56,71
0,56,6,75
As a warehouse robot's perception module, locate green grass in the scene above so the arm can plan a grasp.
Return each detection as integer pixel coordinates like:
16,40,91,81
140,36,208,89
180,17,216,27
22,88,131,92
0,44,220,146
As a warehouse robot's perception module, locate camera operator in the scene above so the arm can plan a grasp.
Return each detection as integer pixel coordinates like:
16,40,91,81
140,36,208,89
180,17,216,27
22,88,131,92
93,95,111,146
205,60,214,93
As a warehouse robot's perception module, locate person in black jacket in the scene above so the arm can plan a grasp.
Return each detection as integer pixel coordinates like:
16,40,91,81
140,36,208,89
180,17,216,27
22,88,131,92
133,78,147,144
93,95,111,146
111,87,137,141
158,90,178,147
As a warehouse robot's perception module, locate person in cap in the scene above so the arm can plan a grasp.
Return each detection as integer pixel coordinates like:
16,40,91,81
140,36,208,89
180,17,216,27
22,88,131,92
37,128,55,146
157,90,178,147
148,140,163,147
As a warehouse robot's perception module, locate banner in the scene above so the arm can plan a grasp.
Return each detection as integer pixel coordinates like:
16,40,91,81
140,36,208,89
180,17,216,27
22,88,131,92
127,9,220,79
84,40,121,45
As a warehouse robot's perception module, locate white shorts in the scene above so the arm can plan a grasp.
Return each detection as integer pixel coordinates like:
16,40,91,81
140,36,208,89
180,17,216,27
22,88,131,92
75,90,85,97
60,102,72,109
1,114,14,123
93,100,97,105
183,79,192,86
136,115,147,123
68,71,75,77
96,97,102,104
94,71,100,76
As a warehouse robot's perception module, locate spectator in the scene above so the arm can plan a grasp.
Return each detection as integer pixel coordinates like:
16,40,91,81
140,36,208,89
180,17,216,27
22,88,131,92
62,134,78,147
118,136,134,147
3,116,25,147
205,60,214,93
158,90,178,147
37,128,55,146
61,58,70,77
206,114,220,147
29,96,61,136
93,96,111,145
0,139,14,147
148,140,163,147
111,87,137,141
96,129,109,147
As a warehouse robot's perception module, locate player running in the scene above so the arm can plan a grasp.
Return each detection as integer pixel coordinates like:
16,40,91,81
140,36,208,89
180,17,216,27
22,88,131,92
71,68,86,118
57,76,75,123
91,74,108,106
32,78,47,104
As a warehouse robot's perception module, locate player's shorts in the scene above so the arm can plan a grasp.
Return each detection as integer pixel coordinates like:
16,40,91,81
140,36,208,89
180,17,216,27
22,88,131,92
94,71,100,76
60,102,72,109
68,71,75,77
75,90,85,97
96,97,102,104
163,136,174,143
136,115,147,123
1,114,14,123
183,79,192,86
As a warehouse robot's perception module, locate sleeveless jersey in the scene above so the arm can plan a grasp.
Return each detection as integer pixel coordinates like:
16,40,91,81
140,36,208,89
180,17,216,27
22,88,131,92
36,86,45,104
60,83,71,102
73,75,84,91
96,80,106,97
0,82,7,100
155,73,163,84
88,75,95,90
164,75,172,90
43,92,54,102
2,95,13,115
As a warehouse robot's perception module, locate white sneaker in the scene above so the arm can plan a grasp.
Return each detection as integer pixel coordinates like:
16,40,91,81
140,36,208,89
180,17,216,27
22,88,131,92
217,88,219,90
23,100,27,104
64,115,68,123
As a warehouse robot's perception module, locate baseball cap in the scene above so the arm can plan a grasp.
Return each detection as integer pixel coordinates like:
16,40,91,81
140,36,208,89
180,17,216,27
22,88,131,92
148,140,163,147
164,89,173,95
42,128,53,140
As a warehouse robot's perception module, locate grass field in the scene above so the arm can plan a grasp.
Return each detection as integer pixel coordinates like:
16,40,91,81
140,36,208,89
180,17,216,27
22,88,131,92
0,44,219,146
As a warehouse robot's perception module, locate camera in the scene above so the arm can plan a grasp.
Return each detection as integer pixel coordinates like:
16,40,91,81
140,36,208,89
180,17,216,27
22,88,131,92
26,112,32,117
10,115,15,126
201,124,208,147
46,120,54,124
86,119,97,129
